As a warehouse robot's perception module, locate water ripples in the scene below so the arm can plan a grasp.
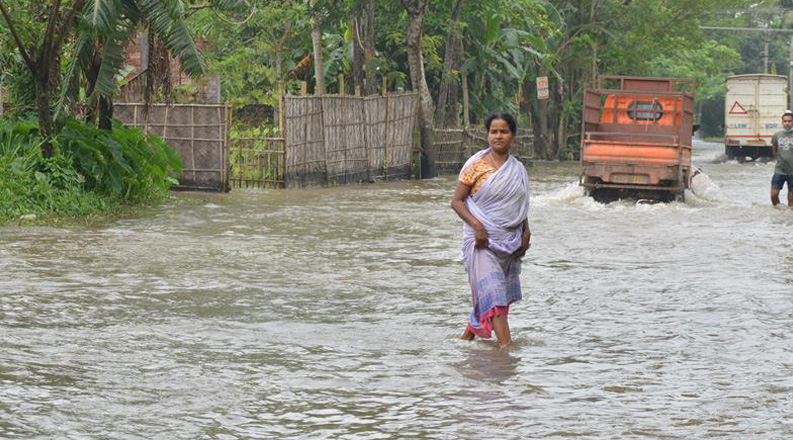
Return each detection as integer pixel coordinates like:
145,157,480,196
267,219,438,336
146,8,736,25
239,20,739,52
2,141,793,439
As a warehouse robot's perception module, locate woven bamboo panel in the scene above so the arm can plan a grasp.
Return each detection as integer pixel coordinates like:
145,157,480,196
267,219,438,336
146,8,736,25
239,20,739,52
283,93,418,187
435,127,536,176
384,94,418,179
322,96,369,185
115,103,230,191
433,128,465,174
364,96,387,178
284,97,326,188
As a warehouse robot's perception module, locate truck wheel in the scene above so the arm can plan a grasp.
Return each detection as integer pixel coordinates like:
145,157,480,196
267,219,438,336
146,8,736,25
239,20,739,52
725,146,735,159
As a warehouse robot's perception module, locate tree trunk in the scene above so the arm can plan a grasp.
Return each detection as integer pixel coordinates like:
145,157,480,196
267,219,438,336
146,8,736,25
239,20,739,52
0,0,84,156
84,49,102,124
363,0,377,96
35,38,62,157
521,75,532,123
401,0,435,177
462,72,470,127
536,99,551,160
555,104,566,160
274,22,289,129
35,76,55,156
309,0,325,95
532,67,554,160
436,0,464,128
98,96,113,131
351,14,364,95
447,40,461,128
275,50,283,127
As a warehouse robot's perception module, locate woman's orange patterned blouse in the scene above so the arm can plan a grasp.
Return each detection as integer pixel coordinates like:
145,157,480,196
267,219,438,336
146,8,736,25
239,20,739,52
459,158,496,195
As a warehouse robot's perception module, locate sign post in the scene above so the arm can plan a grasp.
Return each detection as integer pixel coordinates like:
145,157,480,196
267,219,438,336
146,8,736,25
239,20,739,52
536,76,549,100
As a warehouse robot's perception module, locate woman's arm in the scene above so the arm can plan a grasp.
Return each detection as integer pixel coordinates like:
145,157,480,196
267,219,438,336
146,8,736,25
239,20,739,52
515,218,531,257
451,181,489,248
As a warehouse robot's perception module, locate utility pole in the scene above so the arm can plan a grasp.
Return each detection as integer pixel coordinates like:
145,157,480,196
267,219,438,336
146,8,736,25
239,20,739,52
701,26,793,107
764,30,770,74
789,38,793,109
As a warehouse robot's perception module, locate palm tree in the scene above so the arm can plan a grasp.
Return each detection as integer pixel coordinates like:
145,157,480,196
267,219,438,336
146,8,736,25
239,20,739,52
59,0,247,130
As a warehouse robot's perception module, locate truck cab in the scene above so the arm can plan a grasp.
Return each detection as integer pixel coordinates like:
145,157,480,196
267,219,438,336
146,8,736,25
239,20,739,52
580,76,695,202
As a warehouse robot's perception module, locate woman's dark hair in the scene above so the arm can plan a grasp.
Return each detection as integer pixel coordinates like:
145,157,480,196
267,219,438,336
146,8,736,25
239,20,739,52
484,112,517,134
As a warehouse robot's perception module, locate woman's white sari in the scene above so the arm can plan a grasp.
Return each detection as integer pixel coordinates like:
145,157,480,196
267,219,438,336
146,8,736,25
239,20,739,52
458,148,530,337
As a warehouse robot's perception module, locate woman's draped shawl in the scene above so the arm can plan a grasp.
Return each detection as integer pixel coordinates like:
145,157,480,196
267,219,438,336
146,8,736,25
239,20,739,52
459,148,530,268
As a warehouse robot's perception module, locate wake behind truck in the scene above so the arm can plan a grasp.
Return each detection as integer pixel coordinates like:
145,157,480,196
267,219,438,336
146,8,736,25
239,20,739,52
580,76,695,202
724,74,788,160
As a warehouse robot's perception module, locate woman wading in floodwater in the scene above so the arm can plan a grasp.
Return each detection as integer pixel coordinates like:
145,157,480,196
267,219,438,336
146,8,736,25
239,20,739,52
450,112,531,348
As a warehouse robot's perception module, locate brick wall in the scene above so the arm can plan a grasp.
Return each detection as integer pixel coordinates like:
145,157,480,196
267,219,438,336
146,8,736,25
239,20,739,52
122,32,219,103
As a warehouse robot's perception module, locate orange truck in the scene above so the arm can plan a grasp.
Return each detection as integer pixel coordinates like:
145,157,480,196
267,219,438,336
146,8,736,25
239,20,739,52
579,76,696,202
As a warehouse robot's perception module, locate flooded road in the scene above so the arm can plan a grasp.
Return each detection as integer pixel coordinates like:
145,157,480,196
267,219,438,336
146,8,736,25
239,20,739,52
2,140,793,439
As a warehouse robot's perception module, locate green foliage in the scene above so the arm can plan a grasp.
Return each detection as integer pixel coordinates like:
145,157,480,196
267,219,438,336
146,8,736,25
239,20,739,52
0,119,182,224
647,40,742,100
1,52,36,116
229,126,282,188
55,120,182,202
189,0,309,105
0,121,110,222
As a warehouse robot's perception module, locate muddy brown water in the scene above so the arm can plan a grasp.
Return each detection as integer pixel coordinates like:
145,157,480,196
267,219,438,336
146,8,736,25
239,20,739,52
2,140,793,439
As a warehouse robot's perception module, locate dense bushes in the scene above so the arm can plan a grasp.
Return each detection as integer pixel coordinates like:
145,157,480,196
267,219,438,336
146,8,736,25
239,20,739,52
0,119,182,224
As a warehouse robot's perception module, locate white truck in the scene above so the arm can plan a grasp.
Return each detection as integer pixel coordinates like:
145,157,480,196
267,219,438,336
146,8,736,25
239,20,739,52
724,74,788,160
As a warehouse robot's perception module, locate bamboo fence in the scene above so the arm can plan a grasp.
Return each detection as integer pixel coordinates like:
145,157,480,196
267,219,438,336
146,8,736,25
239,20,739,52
433,128,466,175
432,127,535,175
284,96,327,188
322,95,369,185
229,136,284,188
115,103,231,191
113,95,534,191
284,93,418,188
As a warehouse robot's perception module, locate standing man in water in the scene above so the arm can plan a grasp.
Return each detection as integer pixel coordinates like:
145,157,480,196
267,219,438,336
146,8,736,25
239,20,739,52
771,110,793,206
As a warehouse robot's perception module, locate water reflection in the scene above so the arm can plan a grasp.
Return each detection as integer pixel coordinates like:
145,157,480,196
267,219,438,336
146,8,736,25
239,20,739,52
454,345,520,384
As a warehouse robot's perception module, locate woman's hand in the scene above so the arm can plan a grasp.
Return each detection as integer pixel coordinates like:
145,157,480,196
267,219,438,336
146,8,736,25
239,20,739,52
474,223,489,248
514,228,531,258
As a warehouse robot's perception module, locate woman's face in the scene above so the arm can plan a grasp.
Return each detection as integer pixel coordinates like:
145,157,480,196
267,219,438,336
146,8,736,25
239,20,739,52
488,118,514,154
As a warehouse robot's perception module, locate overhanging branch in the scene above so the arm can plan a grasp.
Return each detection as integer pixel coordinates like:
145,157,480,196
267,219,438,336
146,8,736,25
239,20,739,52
39,0,63,67
0,0,35,71
53,0,86,57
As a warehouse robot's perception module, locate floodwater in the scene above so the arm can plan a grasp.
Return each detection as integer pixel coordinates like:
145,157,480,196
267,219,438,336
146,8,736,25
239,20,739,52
2,140,793,439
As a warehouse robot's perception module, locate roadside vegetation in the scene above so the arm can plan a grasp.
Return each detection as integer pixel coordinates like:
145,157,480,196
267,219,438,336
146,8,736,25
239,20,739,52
0,118,181,225
2,0,792,223
0,0,238,224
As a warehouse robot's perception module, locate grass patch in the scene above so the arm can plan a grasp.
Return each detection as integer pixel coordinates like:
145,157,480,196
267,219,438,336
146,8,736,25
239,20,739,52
1,119,182,226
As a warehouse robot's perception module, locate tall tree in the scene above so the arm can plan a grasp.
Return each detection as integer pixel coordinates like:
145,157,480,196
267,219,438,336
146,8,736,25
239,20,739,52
309,0,326,94
400,0,435,175
351,8,364,94
0,0,85,155
363,0,376,95
436,0,463,127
